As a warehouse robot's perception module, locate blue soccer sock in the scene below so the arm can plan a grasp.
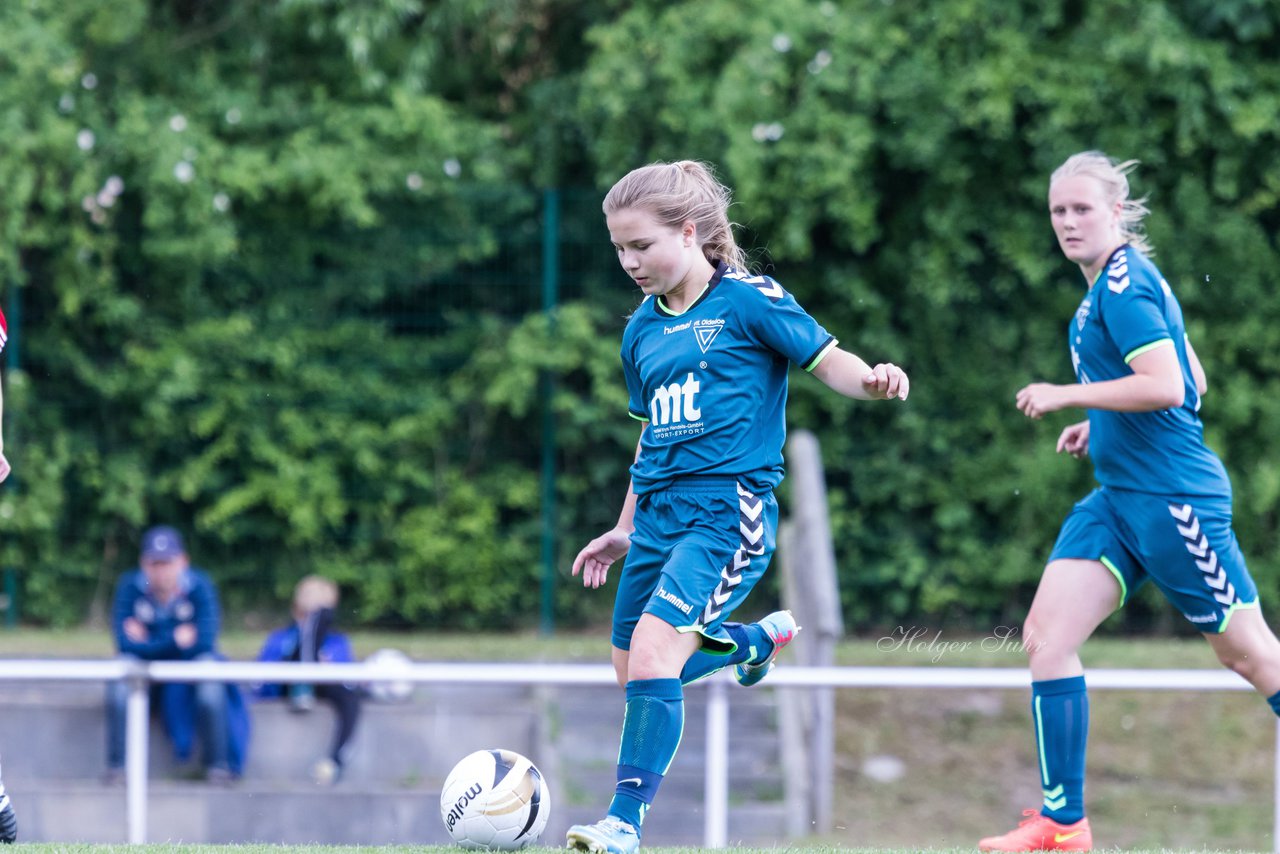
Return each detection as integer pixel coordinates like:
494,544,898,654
1267,689,1280,718
1032,675,1089,824
607,678,684,834
679,623,770,685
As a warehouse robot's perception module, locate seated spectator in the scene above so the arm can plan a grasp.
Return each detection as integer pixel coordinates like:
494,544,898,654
255,575,361,785
104,525,250,785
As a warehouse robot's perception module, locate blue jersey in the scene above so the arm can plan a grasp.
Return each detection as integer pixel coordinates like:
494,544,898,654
1069,245,1230,497
622,262,837,495
111,566,222,660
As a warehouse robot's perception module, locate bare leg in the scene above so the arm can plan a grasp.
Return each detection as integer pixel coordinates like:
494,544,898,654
1204,607,1280,696
1023,559,1122,679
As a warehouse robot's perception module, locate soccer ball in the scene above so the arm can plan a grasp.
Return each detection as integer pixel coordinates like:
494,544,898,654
364,648,414,703
440,749,551,850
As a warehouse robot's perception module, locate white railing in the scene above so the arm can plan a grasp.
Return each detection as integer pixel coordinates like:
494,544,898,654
0,660,1273,849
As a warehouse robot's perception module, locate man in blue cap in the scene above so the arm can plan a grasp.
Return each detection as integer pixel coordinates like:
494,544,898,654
104,525,247,784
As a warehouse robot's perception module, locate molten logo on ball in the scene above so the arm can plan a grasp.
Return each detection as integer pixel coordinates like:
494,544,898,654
440,749,550,850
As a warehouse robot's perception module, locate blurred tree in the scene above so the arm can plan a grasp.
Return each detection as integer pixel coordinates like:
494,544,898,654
2,0,1278,633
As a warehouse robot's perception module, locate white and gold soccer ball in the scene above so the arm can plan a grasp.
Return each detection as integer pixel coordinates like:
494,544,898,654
440,749,551,850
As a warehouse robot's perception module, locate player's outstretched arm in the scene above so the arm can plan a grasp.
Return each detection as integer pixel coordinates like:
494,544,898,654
1016,342,1184,419
811,347,909,401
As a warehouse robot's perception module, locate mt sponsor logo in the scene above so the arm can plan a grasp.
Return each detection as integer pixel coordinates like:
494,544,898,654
650,372,702,429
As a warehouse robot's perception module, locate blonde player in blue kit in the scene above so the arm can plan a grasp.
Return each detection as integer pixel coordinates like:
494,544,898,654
980,151,1280,852
565,160,909,854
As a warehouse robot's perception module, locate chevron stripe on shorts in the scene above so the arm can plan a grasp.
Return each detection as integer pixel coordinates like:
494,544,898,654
1168,502,1239,607
699,484,766,625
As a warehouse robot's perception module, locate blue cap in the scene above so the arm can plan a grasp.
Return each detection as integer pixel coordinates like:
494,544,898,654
140,525,186,561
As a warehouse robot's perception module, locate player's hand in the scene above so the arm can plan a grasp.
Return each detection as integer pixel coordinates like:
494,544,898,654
174,623,197,649
0,452,9,483
1015,382,1068,419
571,527,632,590
1057,420,1090,458
123,617,149,643
862,363,909,401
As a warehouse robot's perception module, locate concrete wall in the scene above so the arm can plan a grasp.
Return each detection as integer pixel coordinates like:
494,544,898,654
0,679,789,844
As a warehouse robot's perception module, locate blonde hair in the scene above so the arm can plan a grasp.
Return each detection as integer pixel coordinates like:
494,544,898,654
1050,151,1154,254
603,160,750,273
292,575,339,616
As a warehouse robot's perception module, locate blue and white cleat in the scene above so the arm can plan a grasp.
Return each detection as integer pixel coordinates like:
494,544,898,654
735,610,800,687
566,816,640,854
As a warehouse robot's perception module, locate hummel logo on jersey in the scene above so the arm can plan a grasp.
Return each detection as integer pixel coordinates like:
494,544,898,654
650,373,701,426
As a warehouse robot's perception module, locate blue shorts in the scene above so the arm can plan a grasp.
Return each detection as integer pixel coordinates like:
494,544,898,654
611,477,777,654
1049,487,1257,633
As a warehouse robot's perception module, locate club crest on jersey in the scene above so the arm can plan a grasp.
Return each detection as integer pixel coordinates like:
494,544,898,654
693,318,725,353
1075,298,1091,331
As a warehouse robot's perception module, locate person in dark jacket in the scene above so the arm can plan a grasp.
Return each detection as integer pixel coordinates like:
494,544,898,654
104,525,249,784
255,575,361,785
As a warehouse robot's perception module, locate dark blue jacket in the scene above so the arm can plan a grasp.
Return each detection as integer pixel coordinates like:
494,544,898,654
111,566,250,774
254,623,355,699
111,567,220,660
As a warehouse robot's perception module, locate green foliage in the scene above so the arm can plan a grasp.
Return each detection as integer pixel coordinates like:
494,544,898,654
2,0,1279,632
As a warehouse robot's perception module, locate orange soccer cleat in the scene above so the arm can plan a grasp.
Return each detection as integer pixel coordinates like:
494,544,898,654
978,809,1092,852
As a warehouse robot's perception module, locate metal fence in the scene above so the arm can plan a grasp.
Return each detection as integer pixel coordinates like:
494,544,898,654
0,660,1273,848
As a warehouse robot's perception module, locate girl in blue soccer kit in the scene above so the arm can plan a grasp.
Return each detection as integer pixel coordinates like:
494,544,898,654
565,160,909,854
980,151,1280,852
